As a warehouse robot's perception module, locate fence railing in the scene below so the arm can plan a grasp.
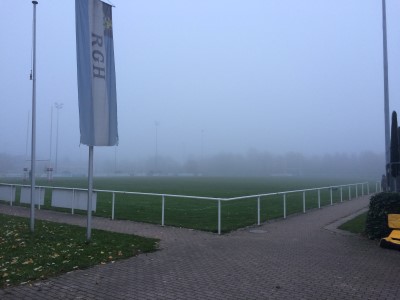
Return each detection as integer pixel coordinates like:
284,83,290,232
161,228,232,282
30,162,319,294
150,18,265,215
0,181,380,234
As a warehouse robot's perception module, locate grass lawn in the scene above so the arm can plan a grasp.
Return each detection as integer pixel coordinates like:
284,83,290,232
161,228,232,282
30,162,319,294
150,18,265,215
0,214,158,288
338,212,367,234
0,176,371,233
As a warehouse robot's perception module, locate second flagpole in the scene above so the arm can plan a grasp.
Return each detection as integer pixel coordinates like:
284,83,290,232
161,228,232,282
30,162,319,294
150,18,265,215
86,145,93,242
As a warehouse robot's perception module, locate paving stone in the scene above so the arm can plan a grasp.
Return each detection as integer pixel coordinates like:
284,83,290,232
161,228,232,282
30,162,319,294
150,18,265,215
1,196,400,299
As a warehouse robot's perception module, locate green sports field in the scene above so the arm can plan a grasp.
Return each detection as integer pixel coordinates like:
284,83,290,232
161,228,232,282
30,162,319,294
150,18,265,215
0,176,373,233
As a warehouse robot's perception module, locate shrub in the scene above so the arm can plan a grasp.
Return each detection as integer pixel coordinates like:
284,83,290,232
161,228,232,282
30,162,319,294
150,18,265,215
365,192,400,239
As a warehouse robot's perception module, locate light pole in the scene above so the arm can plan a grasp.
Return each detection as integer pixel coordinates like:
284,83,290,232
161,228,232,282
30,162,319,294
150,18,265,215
201,129,204,174
55,102,63,173
47,105,53,181
201,129,204,161
49,106,53,165
155,121,159,173
114,146,117,173
382,0,391,186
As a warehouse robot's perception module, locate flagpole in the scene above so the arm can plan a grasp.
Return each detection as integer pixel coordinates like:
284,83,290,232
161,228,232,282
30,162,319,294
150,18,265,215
86,145,94,242
30,0,38,233
76,0,117,241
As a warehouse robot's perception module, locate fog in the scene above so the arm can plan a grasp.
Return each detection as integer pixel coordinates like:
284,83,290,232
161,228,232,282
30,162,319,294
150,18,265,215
1,1,399,179
0,151,384,180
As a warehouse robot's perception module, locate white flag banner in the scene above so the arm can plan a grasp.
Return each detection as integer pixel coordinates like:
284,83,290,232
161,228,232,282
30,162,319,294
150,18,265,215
75,0,118,146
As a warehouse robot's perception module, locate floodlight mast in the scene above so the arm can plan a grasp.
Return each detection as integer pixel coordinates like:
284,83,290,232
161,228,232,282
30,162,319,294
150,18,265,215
30,0,38,233
155,121,159,173
49,105,53,166
382,0,390,167
55,102,64,173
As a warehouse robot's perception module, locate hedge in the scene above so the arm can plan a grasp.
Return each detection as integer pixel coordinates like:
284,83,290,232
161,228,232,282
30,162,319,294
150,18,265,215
365,192,400,240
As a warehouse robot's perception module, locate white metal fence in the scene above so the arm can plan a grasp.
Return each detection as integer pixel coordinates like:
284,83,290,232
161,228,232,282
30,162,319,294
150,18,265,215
0,181,380,234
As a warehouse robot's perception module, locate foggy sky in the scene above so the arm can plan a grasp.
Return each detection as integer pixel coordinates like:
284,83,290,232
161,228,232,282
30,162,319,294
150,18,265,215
1,0,399,166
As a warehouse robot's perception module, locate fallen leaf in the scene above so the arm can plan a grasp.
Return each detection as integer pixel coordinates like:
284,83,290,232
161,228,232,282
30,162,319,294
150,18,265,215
22,259,33,265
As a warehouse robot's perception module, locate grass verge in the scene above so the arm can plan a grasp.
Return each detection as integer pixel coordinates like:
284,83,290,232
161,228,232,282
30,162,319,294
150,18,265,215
0,214,158,288
0,176,369,233
338,212,367,234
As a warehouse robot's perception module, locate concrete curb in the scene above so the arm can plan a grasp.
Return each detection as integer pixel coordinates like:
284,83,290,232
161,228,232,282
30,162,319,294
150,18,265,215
324,207,369,236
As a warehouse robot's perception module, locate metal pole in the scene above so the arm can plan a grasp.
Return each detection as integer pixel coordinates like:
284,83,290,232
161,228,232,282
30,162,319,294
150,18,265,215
38,188,41,210
330,188,333,205
218,200,221,235
382,0,390,168
49,106,53,167
283,194,286,219
155,121,159,173
56,106,59,172
302,191,306,213
10,186,13,206
25,111,30,163
201,129,204,172
30,0,38,233
72,189,75,214
55,102,63,173
162,195,165,226
318,189,321,208
257,196,260,225
349,185,351,200
356,184,358,198
114,146,117,173
112,192,115,220
87,146,94,242
340,187,343,202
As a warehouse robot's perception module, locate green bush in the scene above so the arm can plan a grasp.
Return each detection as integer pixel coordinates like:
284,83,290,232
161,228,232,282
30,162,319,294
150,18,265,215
365,192,400,239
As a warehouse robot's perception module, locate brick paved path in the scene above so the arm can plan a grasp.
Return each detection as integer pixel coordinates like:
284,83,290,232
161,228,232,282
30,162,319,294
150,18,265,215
1,196,400,299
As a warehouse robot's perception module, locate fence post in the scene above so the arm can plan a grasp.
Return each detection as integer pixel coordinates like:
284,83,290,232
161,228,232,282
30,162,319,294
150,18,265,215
356,184,358,198
362,183,364,196
162,195,165,226
257,196,260,225
318,189,321,208
38,187,41,210
340,187,343,202
283,194,287,219
72,189,75,215
112,192,115,220
218,200,221,235
330,188,333,205
10,185,14,207
303,191,306,213
348,185,351,200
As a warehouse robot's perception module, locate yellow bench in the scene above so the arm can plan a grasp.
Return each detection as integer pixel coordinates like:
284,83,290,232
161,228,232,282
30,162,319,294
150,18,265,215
380,214,400,250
